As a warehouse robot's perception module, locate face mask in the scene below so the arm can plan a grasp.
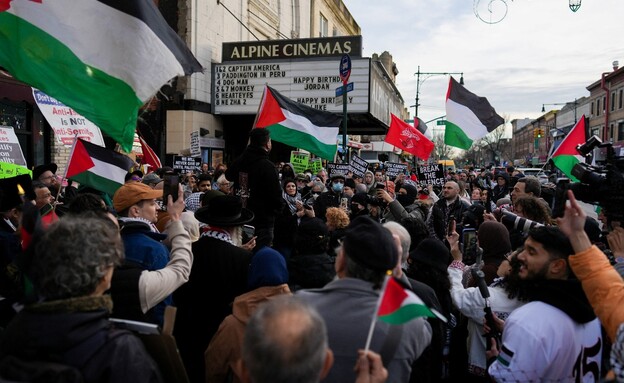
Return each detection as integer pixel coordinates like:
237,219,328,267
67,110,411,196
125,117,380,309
332,182,344,193
351,203,361,212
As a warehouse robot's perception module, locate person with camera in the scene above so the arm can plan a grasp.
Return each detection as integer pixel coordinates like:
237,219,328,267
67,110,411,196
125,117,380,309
375,182,428,224
447,226,527,381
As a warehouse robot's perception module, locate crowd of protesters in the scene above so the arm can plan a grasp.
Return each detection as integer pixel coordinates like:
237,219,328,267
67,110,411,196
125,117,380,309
1,128,624,382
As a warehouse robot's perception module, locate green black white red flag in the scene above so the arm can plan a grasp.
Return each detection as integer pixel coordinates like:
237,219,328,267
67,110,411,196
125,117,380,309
66,138,134,196
0,0,202,152
550,116,587,182
445,77,504,150
255,86,341,160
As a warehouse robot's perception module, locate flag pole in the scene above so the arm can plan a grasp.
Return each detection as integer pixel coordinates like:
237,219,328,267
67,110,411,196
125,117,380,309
251,84,267,130
363,272,392,353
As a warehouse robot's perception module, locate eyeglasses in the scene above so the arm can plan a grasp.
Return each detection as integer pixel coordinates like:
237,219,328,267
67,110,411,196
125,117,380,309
333,180,344,184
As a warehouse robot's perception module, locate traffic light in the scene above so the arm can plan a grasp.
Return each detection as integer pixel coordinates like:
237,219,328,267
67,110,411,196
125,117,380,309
533,129,539,139
537,129,542,138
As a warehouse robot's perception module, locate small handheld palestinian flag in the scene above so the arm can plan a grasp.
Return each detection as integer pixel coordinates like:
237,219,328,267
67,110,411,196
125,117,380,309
378,277,445,325
364,276,446,352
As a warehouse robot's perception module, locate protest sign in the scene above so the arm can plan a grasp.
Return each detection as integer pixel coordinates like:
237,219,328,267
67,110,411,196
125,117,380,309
350,154,368,178
417,164,445,187
326,162,350,177
0,162,31,179
32,88,105,147
384,162,408,178
0,126,27,166
190,131,201,157
172,156,201,173
290,151,310,174
309,158,323,173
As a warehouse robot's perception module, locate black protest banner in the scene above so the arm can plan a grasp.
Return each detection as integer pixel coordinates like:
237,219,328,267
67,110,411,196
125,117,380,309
384,162,408,178
326,162,350,177
172,156,201,173
417,164,445,187
350,154,368,178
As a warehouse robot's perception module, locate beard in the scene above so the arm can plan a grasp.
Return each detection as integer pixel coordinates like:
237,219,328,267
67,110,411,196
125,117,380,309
230,226,243,247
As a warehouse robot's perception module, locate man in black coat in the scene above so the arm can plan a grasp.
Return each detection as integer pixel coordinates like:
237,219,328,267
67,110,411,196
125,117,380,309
226,128,283,249
173,195,254,383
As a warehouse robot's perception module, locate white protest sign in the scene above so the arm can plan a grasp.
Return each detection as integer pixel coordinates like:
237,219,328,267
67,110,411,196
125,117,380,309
32,88,105,147
0,126,27,166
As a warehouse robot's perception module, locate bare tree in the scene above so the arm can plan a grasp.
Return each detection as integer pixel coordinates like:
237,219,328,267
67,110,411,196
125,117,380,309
478,116,512,165
432,133,454,160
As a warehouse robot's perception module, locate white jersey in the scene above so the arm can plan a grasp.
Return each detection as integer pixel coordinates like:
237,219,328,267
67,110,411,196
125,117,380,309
489,301,602,382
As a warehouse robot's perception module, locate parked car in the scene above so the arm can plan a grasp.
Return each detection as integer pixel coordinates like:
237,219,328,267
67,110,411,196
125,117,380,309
517,168,550,184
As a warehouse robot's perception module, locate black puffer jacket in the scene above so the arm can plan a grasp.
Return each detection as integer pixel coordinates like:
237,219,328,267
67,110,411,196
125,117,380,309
0,295,163,383
226,146,284,224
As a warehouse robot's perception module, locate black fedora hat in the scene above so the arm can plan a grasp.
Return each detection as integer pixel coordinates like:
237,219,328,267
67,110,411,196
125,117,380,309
32,163,58,181
194,195,254,227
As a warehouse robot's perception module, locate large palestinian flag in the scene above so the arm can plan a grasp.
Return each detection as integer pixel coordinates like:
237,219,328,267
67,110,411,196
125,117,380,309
551,116,587,182
445,77,504,150
0,0,202,152
66,139,134,196
255,86,341,160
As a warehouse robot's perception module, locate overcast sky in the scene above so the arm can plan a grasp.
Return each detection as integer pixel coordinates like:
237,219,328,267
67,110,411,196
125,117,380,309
342,0,624,129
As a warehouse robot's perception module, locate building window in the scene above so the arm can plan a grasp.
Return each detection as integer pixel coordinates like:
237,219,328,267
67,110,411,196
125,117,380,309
620,89,623,109
596,99,600,116
612,92,616,111
603,96,607,112
590,101,594,115
319,14,328,37
592,127,601,138
332,26,338,36
618,122,624,141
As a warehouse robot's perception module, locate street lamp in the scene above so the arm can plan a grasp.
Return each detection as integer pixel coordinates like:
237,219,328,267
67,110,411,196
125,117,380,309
541,98,579,123
414,66,464,118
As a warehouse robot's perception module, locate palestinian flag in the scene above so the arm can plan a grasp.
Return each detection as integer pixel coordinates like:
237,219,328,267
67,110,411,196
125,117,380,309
255,86,341,160
377,277,445,325
551,116,587,182
66,139,134,196
445,77,504,150
414,117,433,139
0,0,202,152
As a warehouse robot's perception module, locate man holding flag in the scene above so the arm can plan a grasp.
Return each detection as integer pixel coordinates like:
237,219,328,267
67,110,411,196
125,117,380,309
297,216,432,383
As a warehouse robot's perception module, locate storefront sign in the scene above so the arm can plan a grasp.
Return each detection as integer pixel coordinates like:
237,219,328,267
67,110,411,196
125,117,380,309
222,36,362,61
213,59,370,114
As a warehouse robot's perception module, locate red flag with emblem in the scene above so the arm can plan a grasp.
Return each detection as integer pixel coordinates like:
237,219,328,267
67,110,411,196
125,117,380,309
385,114,435,161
